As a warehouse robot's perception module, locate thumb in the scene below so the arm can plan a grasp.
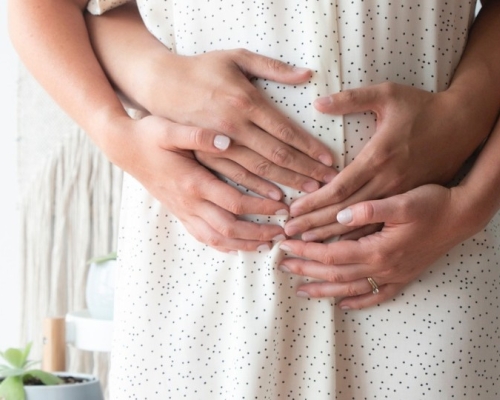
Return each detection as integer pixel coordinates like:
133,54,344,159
234,49,312,84
314,83,389,115
336,196,400,227
163,122,231,153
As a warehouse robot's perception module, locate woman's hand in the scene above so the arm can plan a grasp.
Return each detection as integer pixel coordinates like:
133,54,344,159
144,49,338,196
106,114,288,253
87,5,337,197
284,82,492,240
278,184,481,309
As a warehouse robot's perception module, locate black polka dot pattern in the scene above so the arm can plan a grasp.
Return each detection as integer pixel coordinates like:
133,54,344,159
89,1,500,398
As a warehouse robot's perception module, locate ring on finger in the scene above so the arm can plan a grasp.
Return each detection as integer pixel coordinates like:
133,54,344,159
367,277,380,295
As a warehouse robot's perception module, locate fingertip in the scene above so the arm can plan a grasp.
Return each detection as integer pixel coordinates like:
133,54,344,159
302,180,320,193
267,190,283,201
323,171,337,183
292,66,312,76
301,231,317,242
278,242,292,252
318,154,334,167
314,96,332,107
213,134,231,150
336,208,353,225
275,208,289,216
283,224,299,237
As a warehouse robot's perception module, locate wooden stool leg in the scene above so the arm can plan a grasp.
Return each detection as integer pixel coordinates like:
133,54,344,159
42,317,66,372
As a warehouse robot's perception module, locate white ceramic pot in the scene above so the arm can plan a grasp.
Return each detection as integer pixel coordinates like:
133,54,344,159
25,372,103,400
85,259,116,320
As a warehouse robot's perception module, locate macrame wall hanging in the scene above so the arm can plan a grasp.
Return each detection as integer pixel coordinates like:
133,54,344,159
17,63,123,399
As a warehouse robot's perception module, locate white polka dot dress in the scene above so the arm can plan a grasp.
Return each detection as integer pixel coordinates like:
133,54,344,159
90,1,500,398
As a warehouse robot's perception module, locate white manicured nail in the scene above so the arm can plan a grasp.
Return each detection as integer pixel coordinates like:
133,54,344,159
214,135,230,150
275,209,289,216
257,244,271,252
278,265,291,273
296,291,309,298
337,208,353,225
273,234,286,242
279,243,292,252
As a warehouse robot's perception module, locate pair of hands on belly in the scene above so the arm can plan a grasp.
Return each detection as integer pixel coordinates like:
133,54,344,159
111,47,486,307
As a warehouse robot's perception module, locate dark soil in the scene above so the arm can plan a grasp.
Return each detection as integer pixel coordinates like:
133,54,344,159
0,375,88,386
24,375,88,386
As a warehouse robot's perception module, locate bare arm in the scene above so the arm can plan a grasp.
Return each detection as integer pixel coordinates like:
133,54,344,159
84,2,337,196
279,112,500,309
277,1,500,308
7,0,293,252
285,0,500,240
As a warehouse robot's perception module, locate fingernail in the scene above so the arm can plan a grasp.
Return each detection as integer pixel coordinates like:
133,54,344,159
315,96,332,106
257,244,271,252
296,291,309,298
214,134,230,150
268,191,282,201
279,243,292,252
273,234,286,242
302,232,317,242
337,208,353,225
289,203,302,217
340,305,350,311
318,154,333,166
229,251,238,255
278,265,290,273
323,173,336,183
275,209,289,216
293,66,310,74
302,180,320,193
284,225,299,237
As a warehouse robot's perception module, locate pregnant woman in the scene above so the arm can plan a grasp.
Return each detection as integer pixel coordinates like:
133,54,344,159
9,0,500,398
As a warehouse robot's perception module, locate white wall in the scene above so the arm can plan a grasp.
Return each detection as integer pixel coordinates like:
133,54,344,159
0,2,21,349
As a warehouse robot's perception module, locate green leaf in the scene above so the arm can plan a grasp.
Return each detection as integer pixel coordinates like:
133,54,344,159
0,350,23,370
25,370,63,386
22,361,38,371
0,369,25,378
0,364,13,374
0,376,25,400
87,251,117,265
19,344,31,368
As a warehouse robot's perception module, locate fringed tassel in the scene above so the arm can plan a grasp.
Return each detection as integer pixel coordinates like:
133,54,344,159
19,128,122,399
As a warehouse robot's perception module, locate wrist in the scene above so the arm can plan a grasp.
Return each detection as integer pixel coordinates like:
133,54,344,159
136,50,185,116
86,106,135,168
450,184,496,238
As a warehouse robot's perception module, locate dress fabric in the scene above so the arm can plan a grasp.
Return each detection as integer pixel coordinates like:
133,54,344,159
89,1,500,399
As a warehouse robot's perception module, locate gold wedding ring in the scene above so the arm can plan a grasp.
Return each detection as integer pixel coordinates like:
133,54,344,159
367,277,380,295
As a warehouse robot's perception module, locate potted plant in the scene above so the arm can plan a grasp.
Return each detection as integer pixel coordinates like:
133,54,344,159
0,343,104,400
86,251,117,320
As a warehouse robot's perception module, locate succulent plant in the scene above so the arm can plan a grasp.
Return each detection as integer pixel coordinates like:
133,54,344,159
86,251,117,265
0,343,63,400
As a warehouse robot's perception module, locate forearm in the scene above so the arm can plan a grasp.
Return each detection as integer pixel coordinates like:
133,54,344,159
85,2,175,114
444,1,500,149
7,0,129,160
456,115,500,232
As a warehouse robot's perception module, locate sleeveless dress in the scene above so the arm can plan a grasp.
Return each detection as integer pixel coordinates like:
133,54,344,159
88,1,500,399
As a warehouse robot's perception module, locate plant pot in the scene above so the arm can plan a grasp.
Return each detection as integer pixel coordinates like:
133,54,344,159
86,259,116,320
24,372,103,400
